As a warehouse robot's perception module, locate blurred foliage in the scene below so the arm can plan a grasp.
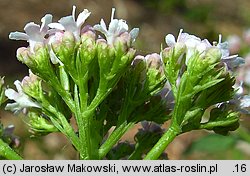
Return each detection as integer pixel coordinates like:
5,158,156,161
138,0,187,14
184,133,250,159
138,0,212,23
186,134,236,153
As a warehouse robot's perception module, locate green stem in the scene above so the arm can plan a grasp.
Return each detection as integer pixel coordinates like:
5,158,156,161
0,139,22,160
48,78,75,112
79,79,88,110
144,124,180,160
77,110,95,160
99,121,134,159
41,97,80,151
73,84,92,159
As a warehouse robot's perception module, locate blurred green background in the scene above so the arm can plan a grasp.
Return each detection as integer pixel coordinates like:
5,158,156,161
1,0,250,159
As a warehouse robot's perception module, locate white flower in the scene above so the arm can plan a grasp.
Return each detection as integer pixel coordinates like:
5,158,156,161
9,14,52,53
94,8,139,45
217,35,244,70
5,80,41,113
48,6,91,41
165,29,212,64
165,29,242,67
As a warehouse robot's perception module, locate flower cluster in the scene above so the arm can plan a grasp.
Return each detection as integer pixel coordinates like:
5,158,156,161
4,6,244,160
165,29,244,69
7,6,139,113
161,29,242,135
6,6,142,160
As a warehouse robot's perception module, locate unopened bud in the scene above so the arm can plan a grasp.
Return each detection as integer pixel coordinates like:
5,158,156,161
79,27,96,65
114,32,131,53
21,70,41,98
132,55,146,67
81,25,96,43
145,53,162,69
204,47,221,65
62,31,76,47
16,47,34,67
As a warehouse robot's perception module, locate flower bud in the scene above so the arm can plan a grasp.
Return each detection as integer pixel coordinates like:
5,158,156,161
79,27,96,67
16,47,35,67
28,112,58,136
113,32,131,53
110,48,136,77
145,53,165,91
145,53,162,69
29,43,55,80
161,42,186,66
204,47,222,65
50,31,76,64
81,25,96,44
96,39,117,78
62,31,76,48
131,55,147,84
21,70,41,99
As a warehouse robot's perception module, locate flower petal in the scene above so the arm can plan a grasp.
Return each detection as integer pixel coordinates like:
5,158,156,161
129,28,139,42
76,9,91,28
9,32,29,41
217,42,230,58
40,14,53,33
17,95,41,108
48,23,65,31
49,49,61,64
165,34,176,47
14,80,23,94
5,102,20,112
5,89,19,100
100,19,107,31
58,16,77,32
24,22,41,38
94,20,108,35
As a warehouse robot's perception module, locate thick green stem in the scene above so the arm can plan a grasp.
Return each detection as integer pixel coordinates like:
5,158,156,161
0,139,22,160
77,110,95,160
144,124,180,160
99,121,134,159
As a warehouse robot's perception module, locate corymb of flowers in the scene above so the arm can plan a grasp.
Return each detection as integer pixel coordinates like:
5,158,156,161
0,5,247,160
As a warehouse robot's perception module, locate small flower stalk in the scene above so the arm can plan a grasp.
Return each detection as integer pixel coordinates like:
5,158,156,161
4,7,244,160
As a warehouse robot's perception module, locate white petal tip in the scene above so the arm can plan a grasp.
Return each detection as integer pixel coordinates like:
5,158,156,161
165,34,176,47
